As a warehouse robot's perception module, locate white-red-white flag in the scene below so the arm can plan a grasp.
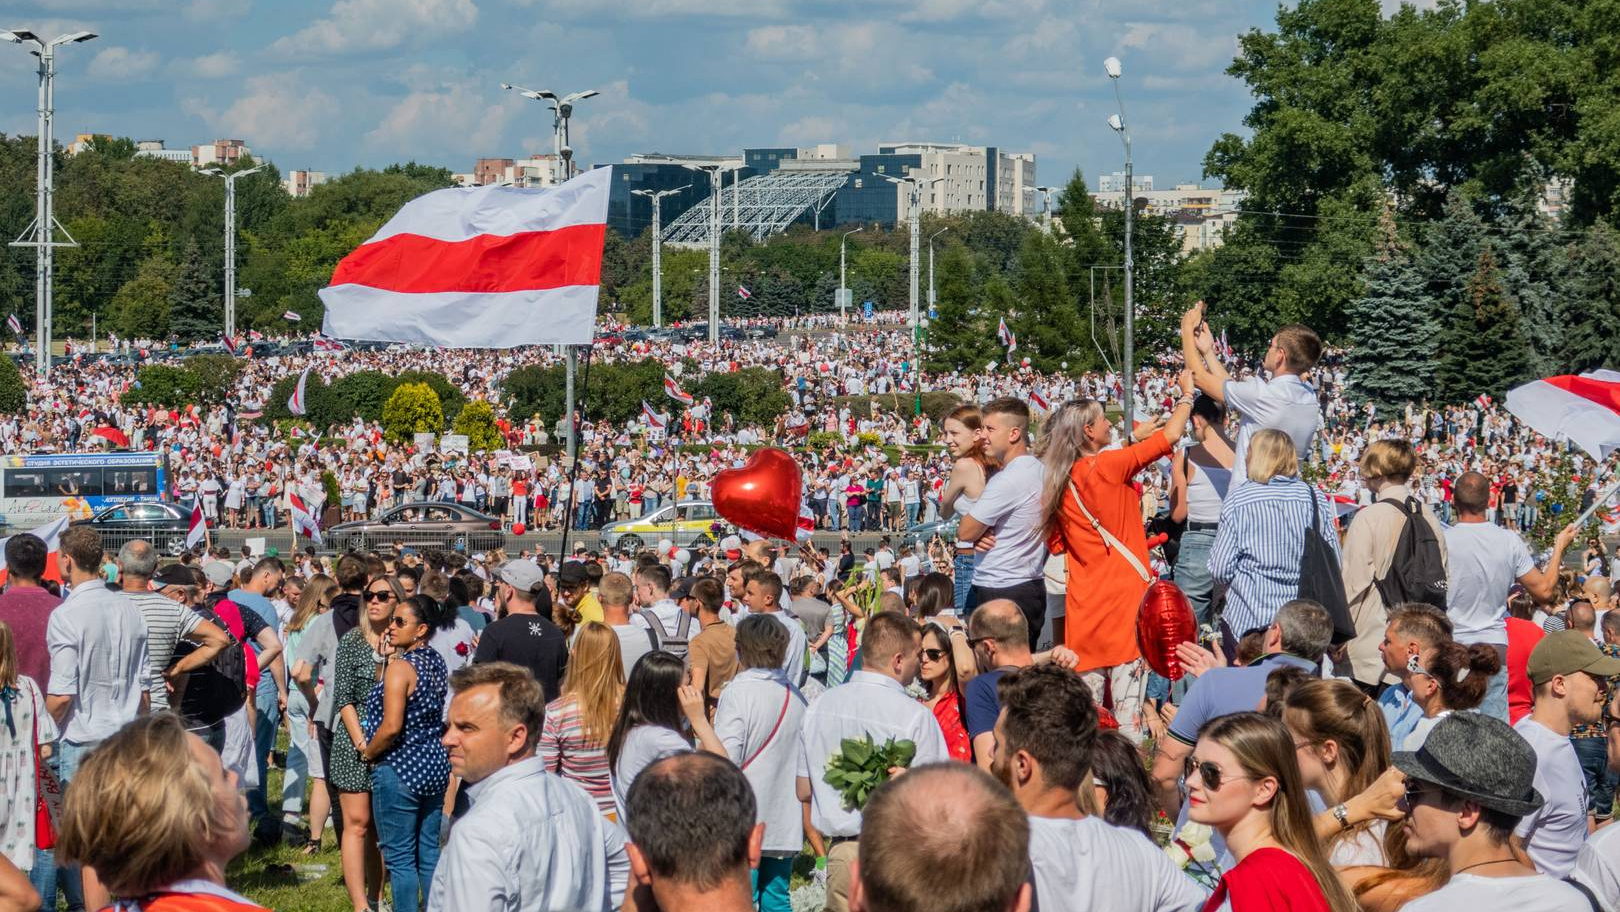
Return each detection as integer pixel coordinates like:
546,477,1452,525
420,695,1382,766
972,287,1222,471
1475,393,1492,410
997,317,1017,352
221,333,240,356
737,285,752,300
289,492,323,545
288,367,311,416
1030,389,1051,413
282,310,302,322
1504,371,1620,459
319,167,611,348
664,374,695,407
186,502,208,549
641,401,666,430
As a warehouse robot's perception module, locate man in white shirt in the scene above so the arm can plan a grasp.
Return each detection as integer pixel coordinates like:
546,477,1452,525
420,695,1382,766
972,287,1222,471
599,572,654,678
797,613,949,912
1513,631,1620,877
47,525,152,912
430,662,629,912
1445,471,1576,720
631,564,689,654
1396,713,1590,911
742,571,806,687
1179,301,1322,489
992,664,1203,912
958,397,1049,647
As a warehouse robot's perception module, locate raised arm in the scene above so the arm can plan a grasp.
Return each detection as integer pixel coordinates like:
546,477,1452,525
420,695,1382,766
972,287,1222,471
1179,302,1230,402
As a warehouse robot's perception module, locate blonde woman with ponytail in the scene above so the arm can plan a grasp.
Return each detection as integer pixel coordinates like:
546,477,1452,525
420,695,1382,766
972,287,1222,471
1188,712,1358,912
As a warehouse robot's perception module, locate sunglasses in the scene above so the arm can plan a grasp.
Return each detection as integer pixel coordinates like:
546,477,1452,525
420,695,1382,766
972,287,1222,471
1184,757,1251,792
1401,781,1451,810
388,615,413,629
921,648,948,662
365,590,396,602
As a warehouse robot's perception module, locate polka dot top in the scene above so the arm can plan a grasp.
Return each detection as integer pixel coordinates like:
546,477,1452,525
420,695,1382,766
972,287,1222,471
362,645,450,796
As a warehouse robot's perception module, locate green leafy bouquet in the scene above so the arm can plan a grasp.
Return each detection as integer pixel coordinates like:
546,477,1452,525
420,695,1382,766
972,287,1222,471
823,735,917,810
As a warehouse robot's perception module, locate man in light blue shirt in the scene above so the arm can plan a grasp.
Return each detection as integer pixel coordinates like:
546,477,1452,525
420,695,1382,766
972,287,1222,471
430,662,628,912
1376,604,1454,749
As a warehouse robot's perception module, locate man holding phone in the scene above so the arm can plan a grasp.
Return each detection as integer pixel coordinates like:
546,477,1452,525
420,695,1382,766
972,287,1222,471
1179,301,1322,491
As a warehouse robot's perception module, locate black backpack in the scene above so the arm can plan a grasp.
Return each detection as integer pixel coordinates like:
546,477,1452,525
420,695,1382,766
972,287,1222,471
1372,497,1449,610
175,596,249,725
1297,482,1355,645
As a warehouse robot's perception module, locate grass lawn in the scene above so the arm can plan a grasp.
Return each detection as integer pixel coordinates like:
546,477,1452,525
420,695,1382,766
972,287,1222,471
227,759,353,912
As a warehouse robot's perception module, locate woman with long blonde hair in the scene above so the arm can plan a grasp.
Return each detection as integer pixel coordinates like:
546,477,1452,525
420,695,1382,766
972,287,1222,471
538,621,625,818
1188,712,1358,912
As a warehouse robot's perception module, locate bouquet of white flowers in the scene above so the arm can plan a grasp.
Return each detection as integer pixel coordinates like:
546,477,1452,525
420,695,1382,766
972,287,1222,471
1162,822,1222,890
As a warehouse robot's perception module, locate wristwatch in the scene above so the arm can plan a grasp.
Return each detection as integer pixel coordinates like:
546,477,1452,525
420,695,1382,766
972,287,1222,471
1332,803,1352,831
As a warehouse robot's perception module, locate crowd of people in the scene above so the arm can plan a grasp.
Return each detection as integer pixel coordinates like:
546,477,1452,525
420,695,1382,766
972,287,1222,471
2,301,1620,912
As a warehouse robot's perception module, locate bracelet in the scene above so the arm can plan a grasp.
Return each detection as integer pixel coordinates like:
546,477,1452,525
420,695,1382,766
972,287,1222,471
1332,803,1352,831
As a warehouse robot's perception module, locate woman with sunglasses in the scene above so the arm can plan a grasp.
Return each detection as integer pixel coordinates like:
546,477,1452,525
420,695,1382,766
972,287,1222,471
918,623,971,762
360,594,450,912
1187,712,1357,912
329,575,403,912
1401,641,1498,750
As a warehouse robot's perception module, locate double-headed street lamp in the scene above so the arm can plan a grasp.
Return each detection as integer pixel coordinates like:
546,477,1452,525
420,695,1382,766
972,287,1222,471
838,226,863,323
683,162,739,345
4,28,97,378
1104,55,1137,426
632,185,689,329
881,173,944,413
202,165,264,340
499,83,598,185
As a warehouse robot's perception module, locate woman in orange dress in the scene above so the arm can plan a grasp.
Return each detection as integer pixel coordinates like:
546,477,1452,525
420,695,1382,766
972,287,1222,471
1039,370,1195,743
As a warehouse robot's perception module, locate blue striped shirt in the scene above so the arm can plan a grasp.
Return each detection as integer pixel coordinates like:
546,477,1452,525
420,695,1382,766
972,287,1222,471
1208,476,1341,636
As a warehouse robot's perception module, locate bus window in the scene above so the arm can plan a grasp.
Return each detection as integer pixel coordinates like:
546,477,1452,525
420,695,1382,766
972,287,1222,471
105,468,158,496
47,469,103,498
2,471,48,498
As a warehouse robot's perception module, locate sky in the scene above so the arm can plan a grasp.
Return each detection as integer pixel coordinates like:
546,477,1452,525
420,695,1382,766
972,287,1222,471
1,0,1431,194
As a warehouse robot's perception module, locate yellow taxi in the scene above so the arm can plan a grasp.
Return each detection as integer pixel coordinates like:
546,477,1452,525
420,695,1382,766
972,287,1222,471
599,500,727,551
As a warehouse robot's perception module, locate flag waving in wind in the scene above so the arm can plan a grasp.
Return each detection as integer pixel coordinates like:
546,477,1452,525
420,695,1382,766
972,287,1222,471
282,310,302,322
997,317,1017,353
1505,371,1620,458
221,333,240,356
289,492,323,544
664,374,695,407
641,401,666,430
288,366,311,416
185,502,208,550
5,314,20,335
737,285,752,300
319,168,612,348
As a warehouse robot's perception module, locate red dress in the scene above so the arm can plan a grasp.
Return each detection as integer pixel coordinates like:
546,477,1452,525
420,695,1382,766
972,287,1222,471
1202,847,1331,912
929,689,972,763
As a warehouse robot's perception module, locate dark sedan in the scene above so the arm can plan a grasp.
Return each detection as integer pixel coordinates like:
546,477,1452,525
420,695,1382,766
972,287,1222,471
73,501,194,555
329,501,504,553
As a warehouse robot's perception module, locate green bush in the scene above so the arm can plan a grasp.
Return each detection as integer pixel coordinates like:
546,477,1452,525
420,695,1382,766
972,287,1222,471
183,354,244,404
501,359,665,428
451,400,504,452
325,371,393,424
692,366,791,427
856,431,883,448
321,471,341,509
806,430,843,451
389,370,464,422
0,356,25,414
262,370,329,425
133,364,204,408
382,382,444,443
503,363,565,425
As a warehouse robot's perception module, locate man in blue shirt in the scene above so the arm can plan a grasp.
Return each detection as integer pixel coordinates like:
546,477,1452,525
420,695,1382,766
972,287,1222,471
1376,604,1454,750
1148,598,1333,815
962,600,1035,771
226,555,289,843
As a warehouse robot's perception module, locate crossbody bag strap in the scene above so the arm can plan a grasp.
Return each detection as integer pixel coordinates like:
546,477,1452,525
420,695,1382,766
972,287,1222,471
740,686,793,771
1067,479,1151,583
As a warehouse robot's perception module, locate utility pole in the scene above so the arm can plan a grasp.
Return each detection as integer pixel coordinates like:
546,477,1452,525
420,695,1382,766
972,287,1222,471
881,174,942,415
632,185,689,329
5,29,97,378
839,226,862,324
684,162,736,345
204,165,264,340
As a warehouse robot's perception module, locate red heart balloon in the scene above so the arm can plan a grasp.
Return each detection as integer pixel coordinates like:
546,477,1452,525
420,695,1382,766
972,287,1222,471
711,447,803,541
1136,579,1198,680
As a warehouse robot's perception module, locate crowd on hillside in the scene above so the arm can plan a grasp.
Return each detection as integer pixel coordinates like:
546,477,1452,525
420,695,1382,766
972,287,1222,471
1,302,1619,912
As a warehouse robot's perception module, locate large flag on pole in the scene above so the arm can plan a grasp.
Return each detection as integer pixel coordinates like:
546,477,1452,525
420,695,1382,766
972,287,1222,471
319,167,612,348
289,492,323,545
1505,371,1620,459
186,502,208,550
288,366,311,415
664,374,695,407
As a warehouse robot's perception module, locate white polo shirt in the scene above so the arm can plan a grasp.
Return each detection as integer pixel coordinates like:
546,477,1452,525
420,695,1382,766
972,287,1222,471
713,668,807,855
1224,374,1321,489
1028,816,1206,912
966,453,1048,588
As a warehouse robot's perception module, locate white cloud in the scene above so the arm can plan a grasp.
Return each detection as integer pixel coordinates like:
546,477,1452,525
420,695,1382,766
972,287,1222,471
184,52,239,79
270,0,477,56
520,0,788,15
1381,0,1441,13
198,74,339,151
1117,22,1240,74
185,0,252,19
744,25,819,61
87,46,161,80
366,70,517,155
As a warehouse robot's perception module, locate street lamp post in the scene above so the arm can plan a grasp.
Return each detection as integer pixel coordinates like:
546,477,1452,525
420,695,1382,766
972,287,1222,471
632,185,689,328
839,226,862,324
204,165,264,340
683,163,737,345
927,226,948,315
1105,55,1136,427
881,173,943,415
4,28,96,378
1035,185,1054,231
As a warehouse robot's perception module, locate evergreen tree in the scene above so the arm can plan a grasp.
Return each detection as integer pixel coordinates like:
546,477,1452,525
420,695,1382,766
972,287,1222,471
1347,208,1437,407
1561,221,1620,373
1011,231,1089,373
1498,190,1569,374
166,239,219,343
1436,243,1532,401
925,244,992,371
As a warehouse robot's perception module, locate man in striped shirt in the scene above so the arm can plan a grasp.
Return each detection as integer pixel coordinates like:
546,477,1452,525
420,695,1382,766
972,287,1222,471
116,539,230,712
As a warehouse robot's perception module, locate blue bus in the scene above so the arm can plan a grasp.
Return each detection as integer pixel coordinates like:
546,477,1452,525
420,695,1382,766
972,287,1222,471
0,452,170,529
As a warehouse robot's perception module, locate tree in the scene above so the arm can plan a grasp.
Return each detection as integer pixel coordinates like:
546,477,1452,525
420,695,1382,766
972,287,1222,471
1009,231,1090,373
388,370,465,422
1561,221,1620,373
167,239,219,342
1436,243,1532,402
132,364,203,408
924,243,992,372
502,363,563,425
1347,209,1437,407
0,355,24,413
323,370,393,424
692,366,791,427
382,382,444,443
451,400,504,452
184,354,244,404
109,256,175,338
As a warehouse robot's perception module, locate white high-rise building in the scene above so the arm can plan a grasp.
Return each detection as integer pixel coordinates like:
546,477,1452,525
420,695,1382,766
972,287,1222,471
879,142,1038,218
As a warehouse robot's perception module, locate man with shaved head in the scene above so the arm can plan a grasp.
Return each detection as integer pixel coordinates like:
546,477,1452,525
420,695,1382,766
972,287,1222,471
849,763,1031,912
963,600,1034,771
1444,470,1577,720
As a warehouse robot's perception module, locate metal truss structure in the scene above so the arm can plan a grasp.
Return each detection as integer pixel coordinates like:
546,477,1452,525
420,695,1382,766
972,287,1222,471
661,168,853,244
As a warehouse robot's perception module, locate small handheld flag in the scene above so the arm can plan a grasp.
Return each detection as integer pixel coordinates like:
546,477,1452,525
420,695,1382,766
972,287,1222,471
737,285,752,300
289,492,323,545
221,333,240,356
664,374,695,407
641,401,666,430
1030,390,1051,413
185,502,208,550
288,367,311,416
5,314,20,335
997,317,1017,353
282,310,302,322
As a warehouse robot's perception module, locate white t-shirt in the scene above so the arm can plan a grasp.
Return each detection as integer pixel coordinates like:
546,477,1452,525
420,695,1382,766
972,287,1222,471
1399,873,1589,912
1224,374,1321,489
1327,819,1388,868
1573,815,1620,908
1027,816,1205,912
967,453,1048,588
1445,523,1535,646
610,622,655,680
611,724,691,822
1514,716,1588,878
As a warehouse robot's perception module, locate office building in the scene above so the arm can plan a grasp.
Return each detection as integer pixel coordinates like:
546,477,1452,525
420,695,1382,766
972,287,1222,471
283,170,327,197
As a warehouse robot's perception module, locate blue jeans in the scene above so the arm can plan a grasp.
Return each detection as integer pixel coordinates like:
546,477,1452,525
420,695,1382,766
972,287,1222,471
848,504,864,533
952,551,978,614
752,855,793,912
1479,665,1509,722
828,505,841,531
575,502,594,530
1575,736,1617,820
370,764,444,912
30,747,60,909
249,685,281,825
905,502,920,527
1174,528,1219,627
54,739,95,912
283,689,315,816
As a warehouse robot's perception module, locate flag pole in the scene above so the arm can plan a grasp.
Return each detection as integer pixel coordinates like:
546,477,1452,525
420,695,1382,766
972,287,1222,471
557,343,594,562
1571,473,1620,530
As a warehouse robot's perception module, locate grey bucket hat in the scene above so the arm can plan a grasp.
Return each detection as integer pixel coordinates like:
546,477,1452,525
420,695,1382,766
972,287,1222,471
1392,712,1543,817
